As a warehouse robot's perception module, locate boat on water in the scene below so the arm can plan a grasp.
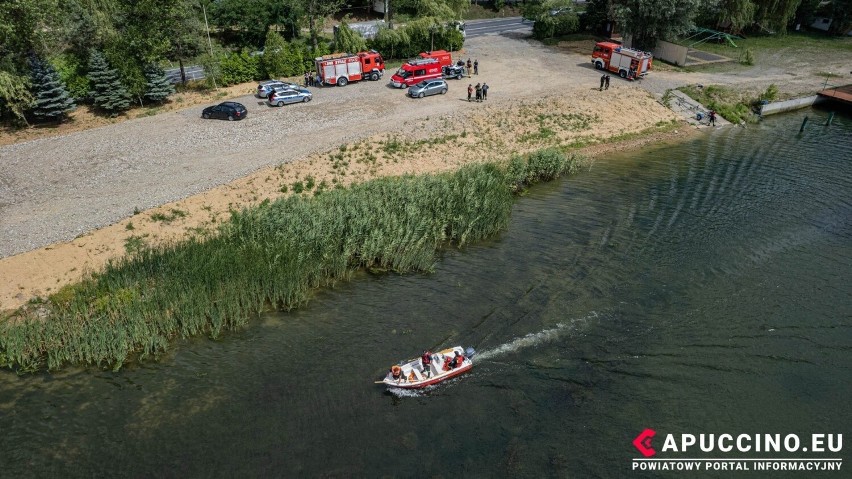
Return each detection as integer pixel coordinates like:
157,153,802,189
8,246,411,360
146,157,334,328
378,346,475,389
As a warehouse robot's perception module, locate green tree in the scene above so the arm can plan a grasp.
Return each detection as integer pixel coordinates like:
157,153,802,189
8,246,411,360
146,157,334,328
28,56,76,122
209,0,303,47
613,0,701,50
219,50,263,86
717,0,757,33
262,30,305,78
300,0,344,50
752,0,801,33
87,50,131,114
0,70,33,125
143,64,175,103
0,0,62,61
334,21,368,54
826,0,852,35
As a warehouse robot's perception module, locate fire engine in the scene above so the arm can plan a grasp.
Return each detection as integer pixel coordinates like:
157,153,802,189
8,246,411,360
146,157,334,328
315,50,385,86
591,42,652,80
390,50,454,88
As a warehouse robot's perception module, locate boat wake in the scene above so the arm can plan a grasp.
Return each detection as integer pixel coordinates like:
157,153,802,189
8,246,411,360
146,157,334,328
475,312,597,362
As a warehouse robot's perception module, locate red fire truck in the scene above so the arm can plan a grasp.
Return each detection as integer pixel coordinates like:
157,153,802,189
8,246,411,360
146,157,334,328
591,42,652,80
390,50,454,88
315,50,385,86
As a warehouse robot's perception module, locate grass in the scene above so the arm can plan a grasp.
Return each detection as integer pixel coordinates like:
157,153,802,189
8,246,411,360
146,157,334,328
678,84,768,124
692,31,852,58
0,151,587,372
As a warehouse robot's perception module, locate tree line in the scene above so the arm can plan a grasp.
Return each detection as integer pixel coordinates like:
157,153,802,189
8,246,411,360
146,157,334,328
0,0,467,126
523,0,851,50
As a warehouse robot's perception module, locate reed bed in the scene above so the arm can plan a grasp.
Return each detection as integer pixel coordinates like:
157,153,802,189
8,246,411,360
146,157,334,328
0,151,586,372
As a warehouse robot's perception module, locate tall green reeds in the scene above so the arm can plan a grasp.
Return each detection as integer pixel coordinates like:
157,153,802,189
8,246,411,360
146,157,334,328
0,151,586,372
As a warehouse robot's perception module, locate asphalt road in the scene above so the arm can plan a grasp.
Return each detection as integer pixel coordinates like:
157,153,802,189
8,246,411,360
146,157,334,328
465,17,532,38
164,18,533,83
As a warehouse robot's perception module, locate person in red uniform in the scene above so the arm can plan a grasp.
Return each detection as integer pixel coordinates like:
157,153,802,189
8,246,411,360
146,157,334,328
421,350,433,378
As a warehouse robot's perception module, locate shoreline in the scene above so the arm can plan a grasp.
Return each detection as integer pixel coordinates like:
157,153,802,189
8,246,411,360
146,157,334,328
0,112,700,315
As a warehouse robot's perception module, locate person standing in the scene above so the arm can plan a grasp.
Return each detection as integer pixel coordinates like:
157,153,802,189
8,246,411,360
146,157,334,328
467,83,473,102
474,59,479,75
466,58,472,77
421,350,433,378
304,71,310,87
600,74,606,91
709,110,717,126
604,74,610,90
475,83,482,102
482,82,489,100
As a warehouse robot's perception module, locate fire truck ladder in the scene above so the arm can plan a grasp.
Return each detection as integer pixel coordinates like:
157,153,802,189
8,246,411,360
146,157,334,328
408,58,438,66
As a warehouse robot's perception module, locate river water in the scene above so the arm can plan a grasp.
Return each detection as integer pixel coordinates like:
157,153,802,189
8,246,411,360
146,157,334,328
1,110,850,476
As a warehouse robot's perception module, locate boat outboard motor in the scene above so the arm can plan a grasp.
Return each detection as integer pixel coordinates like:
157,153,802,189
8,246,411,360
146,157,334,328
465,347,476,359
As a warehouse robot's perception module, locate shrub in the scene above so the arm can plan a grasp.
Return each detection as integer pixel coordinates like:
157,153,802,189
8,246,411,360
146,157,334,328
219,50,262,86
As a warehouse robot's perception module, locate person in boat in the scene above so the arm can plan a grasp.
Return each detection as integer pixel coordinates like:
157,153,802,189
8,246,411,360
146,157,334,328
450,351,465,369
421,350,433,378
390,365,404,382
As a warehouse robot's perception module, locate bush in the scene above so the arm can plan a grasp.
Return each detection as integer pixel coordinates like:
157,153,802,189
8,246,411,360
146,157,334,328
532,12,580,40
739,48,754,65
219,50,262,86
369,18,465,59
50,53,89,100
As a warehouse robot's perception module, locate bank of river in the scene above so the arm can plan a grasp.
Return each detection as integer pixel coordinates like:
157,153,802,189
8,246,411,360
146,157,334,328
0,110,849,476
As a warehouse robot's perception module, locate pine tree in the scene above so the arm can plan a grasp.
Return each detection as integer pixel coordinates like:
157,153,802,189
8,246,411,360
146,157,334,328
87,50,131,114
28,56,76,122
143,64,175,103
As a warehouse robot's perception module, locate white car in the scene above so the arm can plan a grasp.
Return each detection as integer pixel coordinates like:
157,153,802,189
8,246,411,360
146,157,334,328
256,80,301,98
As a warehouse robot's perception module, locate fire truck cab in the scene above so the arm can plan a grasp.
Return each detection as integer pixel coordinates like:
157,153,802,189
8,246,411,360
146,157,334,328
390,51,454,88
315,50,385,86
591,42,652,80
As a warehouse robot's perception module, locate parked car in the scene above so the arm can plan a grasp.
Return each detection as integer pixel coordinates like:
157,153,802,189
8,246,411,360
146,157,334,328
201,102,248,121
256,80,301,98
408,79,448,98
267,88,313,106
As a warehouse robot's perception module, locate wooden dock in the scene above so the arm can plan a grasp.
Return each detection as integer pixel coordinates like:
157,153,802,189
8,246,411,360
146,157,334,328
817,84,852,106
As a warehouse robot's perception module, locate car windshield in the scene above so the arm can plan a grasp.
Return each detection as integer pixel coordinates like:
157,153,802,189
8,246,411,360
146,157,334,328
414,81,428,88
396,68,410,78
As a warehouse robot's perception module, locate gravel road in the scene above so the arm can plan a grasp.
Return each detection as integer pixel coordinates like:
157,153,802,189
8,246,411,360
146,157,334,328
0,33,600,258
1,32,840,259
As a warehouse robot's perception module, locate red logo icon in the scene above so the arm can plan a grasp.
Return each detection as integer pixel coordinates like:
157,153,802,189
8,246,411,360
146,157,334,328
633,429,656,457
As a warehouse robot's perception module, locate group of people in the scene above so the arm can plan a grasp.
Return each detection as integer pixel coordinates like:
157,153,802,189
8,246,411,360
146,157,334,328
465,58,479,76
304,71,319,87
599,73,611,91
467,82,489,102
388,349,466,382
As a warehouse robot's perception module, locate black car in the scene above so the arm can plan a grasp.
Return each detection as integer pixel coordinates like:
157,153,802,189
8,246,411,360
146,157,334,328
201,102,247,121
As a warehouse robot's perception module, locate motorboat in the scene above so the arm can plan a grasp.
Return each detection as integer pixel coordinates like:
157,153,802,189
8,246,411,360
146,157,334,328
377,346,475,389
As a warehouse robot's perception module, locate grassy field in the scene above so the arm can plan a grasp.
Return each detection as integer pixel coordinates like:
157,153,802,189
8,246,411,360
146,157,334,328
0,150,586,372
